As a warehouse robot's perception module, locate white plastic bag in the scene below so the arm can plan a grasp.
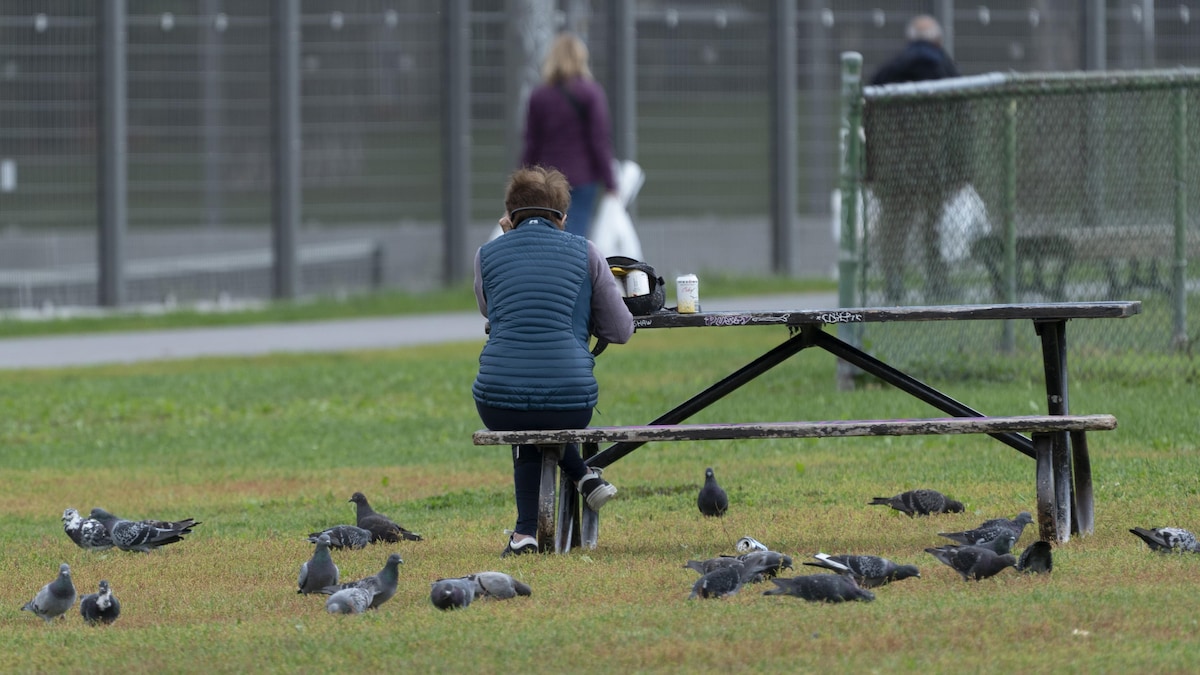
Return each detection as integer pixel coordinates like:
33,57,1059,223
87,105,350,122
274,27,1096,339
589,159,644,258
936,184,991,263
589,191,643,259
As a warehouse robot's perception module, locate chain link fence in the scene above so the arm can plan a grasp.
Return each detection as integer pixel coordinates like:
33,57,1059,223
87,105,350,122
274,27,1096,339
852,68,1200,381
4,2,1200,311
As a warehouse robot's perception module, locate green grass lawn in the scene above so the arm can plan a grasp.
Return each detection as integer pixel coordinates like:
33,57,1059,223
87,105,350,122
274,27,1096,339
1,326,1198,672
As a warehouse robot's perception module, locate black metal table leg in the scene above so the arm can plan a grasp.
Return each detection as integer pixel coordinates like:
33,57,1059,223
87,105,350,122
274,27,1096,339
1035,319,1082,539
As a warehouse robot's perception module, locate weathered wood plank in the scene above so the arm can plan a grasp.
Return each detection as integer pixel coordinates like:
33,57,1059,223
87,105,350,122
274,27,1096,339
631,301,1140,330
473,414,1117,446
537,445,561,553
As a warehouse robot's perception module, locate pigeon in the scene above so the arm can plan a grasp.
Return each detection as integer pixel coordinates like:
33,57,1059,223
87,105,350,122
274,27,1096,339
927,532,1017,563
938,511,1034,548
350,492,422,543
738,550,794,582
803,553,921,588
688,563,745,599
1016,540,1053,573
79,579,121,626
89,507,194,552
298,534,340,594
684,556,746,577
308,525,374,550
697,467,729,517
21,563,77,623
869,488,965,517
430,577,476,610
925,544,1017,581
1129,527,1200,553
317,552,404,610
762,574,875,603
62,508,113,551
468,571,533,600
325,587,375,614
932,531,1018,556
136,514,201,533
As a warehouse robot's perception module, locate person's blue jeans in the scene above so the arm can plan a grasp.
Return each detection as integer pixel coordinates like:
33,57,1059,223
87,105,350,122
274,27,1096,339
475,402,593,538
566,182,601,238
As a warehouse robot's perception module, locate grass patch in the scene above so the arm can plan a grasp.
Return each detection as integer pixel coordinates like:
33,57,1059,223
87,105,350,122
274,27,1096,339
1,327,1197,672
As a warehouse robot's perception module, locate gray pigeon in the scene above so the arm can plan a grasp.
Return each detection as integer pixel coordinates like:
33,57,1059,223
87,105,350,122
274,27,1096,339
21,563,77,623
308,525,373,550
869,489,964,517
350,492,422,543
803,553,921,588
697,467,729,517
133,514,200,533
317,552,403,610
938,512,1034,548
925,544,1017,581
737,550,794,582
62,508,113,551
684,556,745,577
1130,527,1200,553
762,574,875,603
468,571,533,600
430,577,476,610
932,531,1018,556
325,587,374,614
79,579,121,625
1016,540,1053,573
688,563,744,599
298,534,340,594
89,507,195,552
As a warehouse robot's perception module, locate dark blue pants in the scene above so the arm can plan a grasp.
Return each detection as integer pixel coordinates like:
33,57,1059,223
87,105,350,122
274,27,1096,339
476,403,593,538
566,182,600,238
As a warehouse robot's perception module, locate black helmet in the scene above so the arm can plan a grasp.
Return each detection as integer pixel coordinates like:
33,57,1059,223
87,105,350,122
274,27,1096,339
607,255,665,316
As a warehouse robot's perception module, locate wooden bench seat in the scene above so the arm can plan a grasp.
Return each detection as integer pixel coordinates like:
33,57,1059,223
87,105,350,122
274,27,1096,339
473,414,1117,552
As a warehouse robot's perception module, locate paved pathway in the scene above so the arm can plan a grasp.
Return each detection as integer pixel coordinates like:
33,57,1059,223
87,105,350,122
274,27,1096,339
0,292,838,370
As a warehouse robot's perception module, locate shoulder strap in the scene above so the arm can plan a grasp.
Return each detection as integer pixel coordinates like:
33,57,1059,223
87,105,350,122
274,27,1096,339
557,83,588,122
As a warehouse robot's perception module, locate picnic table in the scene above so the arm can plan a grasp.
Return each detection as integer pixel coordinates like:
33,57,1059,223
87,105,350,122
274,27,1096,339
474,301,1140,551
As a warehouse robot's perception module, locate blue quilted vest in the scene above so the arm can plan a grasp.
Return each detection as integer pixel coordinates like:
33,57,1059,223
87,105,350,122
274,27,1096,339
472,218,596,410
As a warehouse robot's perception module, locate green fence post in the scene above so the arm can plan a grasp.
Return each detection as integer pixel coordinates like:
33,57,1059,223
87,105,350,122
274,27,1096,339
1172,86,1189,349
1001,97,1018,352
837,52,864,390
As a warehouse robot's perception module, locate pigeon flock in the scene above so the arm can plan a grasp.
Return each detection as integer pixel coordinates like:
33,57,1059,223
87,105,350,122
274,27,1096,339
29,505,200,625
23,477,1198,624
31,493,468,624
681,475,1067,603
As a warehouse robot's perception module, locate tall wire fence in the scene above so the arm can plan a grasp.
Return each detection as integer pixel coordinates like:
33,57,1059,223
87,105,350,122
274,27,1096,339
849,68,1200,382
3,2,1200,311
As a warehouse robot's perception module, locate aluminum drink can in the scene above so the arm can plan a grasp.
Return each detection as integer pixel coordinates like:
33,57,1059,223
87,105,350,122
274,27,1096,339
625,270,650,297
676,274,699,313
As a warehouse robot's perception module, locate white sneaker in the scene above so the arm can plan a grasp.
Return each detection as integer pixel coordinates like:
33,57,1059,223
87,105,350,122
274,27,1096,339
577,468,617,511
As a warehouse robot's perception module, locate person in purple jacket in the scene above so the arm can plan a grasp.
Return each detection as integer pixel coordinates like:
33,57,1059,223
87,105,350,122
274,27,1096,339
473,166,633,557
521,32,617,239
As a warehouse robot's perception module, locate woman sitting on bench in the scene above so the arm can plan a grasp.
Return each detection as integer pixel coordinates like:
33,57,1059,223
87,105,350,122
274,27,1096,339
472,166,635,557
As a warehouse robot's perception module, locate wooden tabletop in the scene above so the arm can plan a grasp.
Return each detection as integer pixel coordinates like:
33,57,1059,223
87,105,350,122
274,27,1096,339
633,300,1142,329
